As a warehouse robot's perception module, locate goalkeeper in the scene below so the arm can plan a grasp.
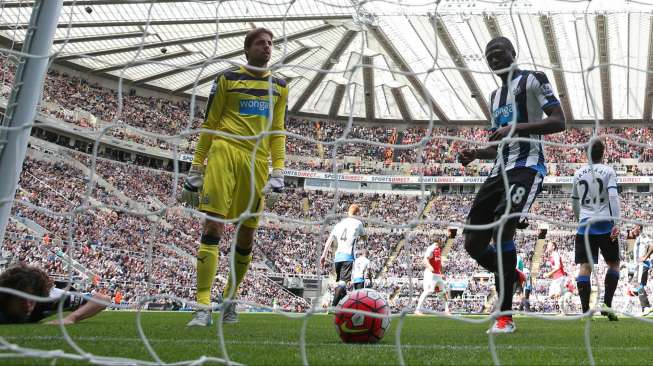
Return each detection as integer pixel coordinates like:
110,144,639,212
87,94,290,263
183,27,288,326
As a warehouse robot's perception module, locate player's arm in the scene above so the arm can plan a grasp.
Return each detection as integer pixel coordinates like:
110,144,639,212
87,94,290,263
182,76,226,207
491,104,565,140
641,244,653,262
488,72,565,141
460,92,498,165
367,264,374,281
192,75,226,166
423,251,435,272
269,82,288,170
607,169,620,240
571,177,580,221
265,81,288,196
319,233,335,268
359,224,368,242
460,145,498,166
46,292,110,325
546,255,561,278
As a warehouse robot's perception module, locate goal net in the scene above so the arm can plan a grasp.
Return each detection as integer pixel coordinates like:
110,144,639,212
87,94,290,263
1,0,652,365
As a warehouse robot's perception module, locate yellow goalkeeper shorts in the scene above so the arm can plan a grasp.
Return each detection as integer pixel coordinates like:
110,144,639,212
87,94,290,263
199,139,269,229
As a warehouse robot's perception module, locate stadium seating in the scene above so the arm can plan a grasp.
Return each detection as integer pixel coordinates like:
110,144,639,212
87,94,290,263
4,57,653,177
8,148,652,314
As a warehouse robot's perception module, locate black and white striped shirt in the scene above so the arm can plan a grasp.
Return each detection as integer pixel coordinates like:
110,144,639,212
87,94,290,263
489,70,560,177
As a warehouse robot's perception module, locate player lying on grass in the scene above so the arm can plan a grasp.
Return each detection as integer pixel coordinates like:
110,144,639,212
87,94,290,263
0,263,109,325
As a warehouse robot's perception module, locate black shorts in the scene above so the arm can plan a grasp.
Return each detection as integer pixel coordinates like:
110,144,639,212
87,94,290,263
335,261,353,283
465,168,543,231
575,233,620,264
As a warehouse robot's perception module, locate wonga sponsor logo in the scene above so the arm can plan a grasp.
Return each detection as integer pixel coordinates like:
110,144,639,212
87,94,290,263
493,103,514,126
239,99,270,116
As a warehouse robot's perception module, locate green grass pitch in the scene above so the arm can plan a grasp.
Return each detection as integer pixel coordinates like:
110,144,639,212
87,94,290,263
1,312,652,365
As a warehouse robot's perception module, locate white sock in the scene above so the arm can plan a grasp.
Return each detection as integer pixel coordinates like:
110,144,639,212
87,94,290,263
417,291,428,311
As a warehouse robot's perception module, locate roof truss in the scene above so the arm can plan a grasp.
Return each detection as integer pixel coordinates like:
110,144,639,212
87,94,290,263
362,55,374,121
177,46,314,95
596,14,612,122
171,24,335,92
391,87,412,121
431,15,490,120
91,50,194,74
0,15,352,31
56,29,250,62
291,30,357,113
643,16,653,123
368,26,448,121
540,15,575,122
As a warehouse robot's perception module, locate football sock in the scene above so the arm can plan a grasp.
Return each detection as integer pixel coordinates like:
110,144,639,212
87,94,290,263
576,275,591,313
223,246,252,299
196,235,221,305
332,285,347,307
496,241,516,312
641,265,650,287
604,269,619,308
416,291,428,310
472,245,497,273
523,291,531,312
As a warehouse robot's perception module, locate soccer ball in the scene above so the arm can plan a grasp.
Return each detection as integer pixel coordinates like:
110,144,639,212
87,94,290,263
334,289,391,343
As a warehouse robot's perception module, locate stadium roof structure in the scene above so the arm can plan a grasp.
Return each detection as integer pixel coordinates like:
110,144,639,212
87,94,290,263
1,0,652,125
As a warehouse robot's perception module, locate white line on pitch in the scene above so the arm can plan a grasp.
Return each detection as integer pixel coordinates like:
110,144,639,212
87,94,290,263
3,336,651,352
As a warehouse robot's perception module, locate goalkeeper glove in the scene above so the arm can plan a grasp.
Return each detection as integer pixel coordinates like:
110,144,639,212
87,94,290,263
264,168,284,208
181,165,204,208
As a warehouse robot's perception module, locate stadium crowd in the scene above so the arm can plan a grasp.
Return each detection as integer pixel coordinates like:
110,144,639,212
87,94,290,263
6,152,650,314
4,55,653,179
3,55,653,315
6,154,308,311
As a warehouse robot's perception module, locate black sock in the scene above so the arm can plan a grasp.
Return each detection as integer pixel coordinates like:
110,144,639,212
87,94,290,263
604,269,619,308
576,275,591,313
641,266,650,287
495,242,517,312
473,245,498,273
332,285,346,307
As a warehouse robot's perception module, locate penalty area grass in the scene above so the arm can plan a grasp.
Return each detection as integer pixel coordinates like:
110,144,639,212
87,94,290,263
1,312,652,365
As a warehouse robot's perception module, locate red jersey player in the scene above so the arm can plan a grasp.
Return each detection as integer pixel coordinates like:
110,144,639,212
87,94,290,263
544,241,571,314
416,241,449,315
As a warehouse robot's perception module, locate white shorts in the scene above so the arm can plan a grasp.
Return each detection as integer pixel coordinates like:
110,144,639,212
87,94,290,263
548,276,566,297
423,269,446,293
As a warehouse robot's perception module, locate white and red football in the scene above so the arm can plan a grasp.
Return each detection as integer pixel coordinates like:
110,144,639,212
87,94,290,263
334,289,391,343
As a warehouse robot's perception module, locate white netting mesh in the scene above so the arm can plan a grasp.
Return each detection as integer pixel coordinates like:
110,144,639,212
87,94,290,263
1,0,653,365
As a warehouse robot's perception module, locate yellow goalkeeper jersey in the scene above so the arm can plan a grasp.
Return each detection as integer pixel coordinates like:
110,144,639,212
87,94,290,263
192,66,288,169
